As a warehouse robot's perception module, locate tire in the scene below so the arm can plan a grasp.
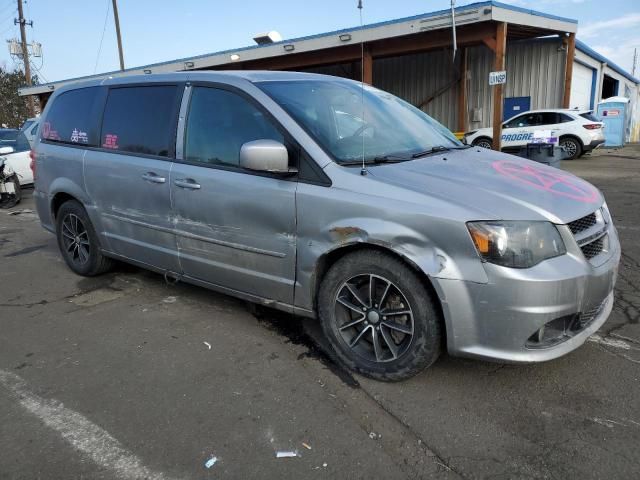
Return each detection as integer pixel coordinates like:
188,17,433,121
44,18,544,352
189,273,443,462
472,137,493,149
56,200,113,276
318,250,442,381
559,136,582,160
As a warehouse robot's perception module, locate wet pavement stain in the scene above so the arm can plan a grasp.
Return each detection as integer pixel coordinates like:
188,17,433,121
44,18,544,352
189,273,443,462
252,305,360,388
4,244,47,257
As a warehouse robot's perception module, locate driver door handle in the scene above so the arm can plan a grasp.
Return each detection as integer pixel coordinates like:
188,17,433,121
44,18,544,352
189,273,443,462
174,178,201,190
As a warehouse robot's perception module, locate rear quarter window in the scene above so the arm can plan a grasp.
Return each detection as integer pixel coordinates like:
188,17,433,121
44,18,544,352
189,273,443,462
580,112,600,122
42,87,103,145
100,85,180,157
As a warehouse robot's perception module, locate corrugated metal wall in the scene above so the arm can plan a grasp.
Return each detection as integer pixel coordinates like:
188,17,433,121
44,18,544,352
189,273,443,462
373,49,458,130
302,50,459,129
466,38,566,129
301,38,568,132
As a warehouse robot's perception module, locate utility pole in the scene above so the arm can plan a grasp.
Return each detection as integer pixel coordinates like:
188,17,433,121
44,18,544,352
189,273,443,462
15,0,34,116
633,48,637,78
112,0,125,70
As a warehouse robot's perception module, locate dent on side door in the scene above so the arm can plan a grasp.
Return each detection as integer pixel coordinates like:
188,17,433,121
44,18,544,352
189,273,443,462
170,164,297,305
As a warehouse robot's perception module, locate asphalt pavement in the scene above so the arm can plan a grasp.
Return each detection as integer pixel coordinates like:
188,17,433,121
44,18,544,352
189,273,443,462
1,146,639,479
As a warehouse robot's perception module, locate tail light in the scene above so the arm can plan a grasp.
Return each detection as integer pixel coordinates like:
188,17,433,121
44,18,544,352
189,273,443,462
29,149,36,179
583,124,602,130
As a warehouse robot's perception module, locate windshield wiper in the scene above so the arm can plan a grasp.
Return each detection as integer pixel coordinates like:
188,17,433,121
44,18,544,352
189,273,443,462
339,155,412,166
411,144,471,158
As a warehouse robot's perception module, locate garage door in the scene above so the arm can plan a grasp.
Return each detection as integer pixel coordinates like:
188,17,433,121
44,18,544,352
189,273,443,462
570,62,594,110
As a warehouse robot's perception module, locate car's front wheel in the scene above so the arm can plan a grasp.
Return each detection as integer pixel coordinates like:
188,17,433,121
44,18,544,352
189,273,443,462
318,250,442,381
56,200,114,276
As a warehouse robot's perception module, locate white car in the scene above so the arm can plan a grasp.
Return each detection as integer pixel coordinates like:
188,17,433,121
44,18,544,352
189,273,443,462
463,109,605,159
0,131,33,208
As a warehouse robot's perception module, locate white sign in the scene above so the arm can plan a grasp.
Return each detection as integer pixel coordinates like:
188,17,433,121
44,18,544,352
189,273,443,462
489,70,507,85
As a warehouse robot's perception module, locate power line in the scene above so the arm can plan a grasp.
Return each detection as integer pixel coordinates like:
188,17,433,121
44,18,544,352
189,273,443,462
94,0,110,74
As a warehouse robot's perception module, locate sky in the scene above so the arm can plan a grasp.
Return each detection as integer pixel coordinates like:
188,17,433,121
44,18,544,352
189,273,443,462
0,0,637,83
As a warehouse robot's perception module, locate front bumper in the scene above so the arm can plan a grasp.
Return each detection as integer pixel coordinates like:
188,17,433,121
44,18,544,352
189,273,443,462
435,223,620,363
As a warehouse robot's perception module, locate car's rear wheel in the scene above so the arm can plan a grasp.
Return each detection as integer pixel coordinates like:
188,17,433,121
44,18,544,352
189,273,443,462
318,250,442,381
559,137,582,160
472,137,493,149
56,200,113,276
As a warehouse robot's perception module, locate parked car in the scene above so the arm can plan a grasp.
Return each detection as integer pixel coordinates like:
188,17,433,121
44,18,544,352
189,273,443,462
20,117,37,131
32,72,620,381
463,109,605,159
21,117,40,147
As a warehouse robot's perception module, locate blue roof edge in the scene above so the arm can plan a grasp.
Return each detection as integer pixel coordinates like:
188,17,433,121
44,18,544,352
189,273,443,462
490,1,577,24
576,39,640,85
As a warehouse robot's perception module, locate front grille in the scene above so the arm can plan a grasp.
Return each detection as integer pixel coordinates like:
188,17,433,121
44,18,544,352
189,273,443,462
568,212,597,234
581,235,605,259
566,210,608,262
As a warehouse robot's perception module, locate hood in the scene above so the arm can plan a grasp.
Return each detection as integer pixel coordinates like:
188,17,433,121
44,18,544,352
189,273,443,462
368,148,603,224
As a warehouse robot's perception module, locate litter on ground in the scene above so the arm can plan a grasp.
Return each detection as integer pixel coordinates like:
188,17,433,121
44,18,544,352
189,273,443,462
203,341,212,350
276,451,299,458
204,456,218,468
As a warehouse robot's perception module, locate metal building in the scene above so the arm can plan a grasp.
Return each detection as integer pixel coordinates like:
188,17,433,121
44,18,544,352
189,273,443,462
18,1,640,145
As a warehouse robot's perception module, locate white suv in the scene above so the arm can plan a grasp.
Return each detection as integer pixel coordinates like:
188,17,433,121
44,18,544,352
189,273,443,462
463,109,605,159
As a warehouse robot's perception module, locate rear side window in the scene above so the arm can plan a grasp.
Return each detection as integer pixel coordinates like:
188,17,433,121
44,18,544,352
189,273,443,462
538,112,559,125
558,113,575,123
42,87,102,145
100,85,180,157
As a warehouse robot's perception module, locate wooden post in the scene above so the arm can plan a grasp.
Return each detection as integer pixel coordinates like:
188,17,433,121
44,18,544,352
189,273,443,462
362,45,373,85
457,47,468,133
492,22,507,151
562,33,576,108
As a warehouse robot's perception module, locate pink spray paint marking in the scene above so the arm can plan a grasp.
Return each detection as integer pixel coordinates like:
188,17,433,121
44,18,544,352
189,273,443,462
492,160,599,203
102,134,119,149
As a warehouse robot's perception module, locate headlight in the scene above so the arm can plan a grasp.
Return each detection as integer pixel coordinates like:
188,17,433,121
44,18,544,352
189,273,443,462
601,202,612,225
464,130,478,137
467,221,566,268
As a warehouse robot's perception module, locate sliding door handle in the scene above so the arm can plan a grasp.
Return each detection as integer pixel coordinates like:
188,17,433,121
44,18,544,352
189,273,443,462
174,178,201,190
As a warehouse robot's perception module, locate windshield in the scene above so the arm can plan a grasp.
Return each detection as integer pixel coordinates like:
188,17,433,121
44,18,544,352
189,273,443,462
257,80,461,164
21,120,35,131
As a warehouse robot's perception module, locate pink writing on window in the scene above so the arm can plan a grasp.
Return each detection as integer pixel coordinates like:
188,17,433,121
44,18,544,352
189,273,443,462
102,134,119,149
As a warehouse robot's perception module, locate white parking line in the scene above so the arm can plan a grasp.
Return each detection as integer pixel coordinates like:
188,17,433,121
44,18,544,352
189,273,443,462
0,369,178,480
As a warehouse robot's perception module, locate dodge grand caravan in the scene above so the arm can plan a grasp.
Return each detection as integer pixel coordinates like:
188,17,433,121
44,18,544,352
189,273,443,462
33,72,620,381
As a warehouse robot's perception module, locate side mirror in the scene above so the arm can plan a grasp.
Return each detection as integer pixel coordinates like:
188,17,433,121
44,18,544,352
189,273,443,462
0,146,14,155
240,139,290,173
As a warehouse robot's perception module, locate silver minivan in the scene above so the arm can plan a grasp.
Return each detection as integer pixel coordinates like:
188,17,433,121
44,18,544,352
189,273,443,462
33,72,620,381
